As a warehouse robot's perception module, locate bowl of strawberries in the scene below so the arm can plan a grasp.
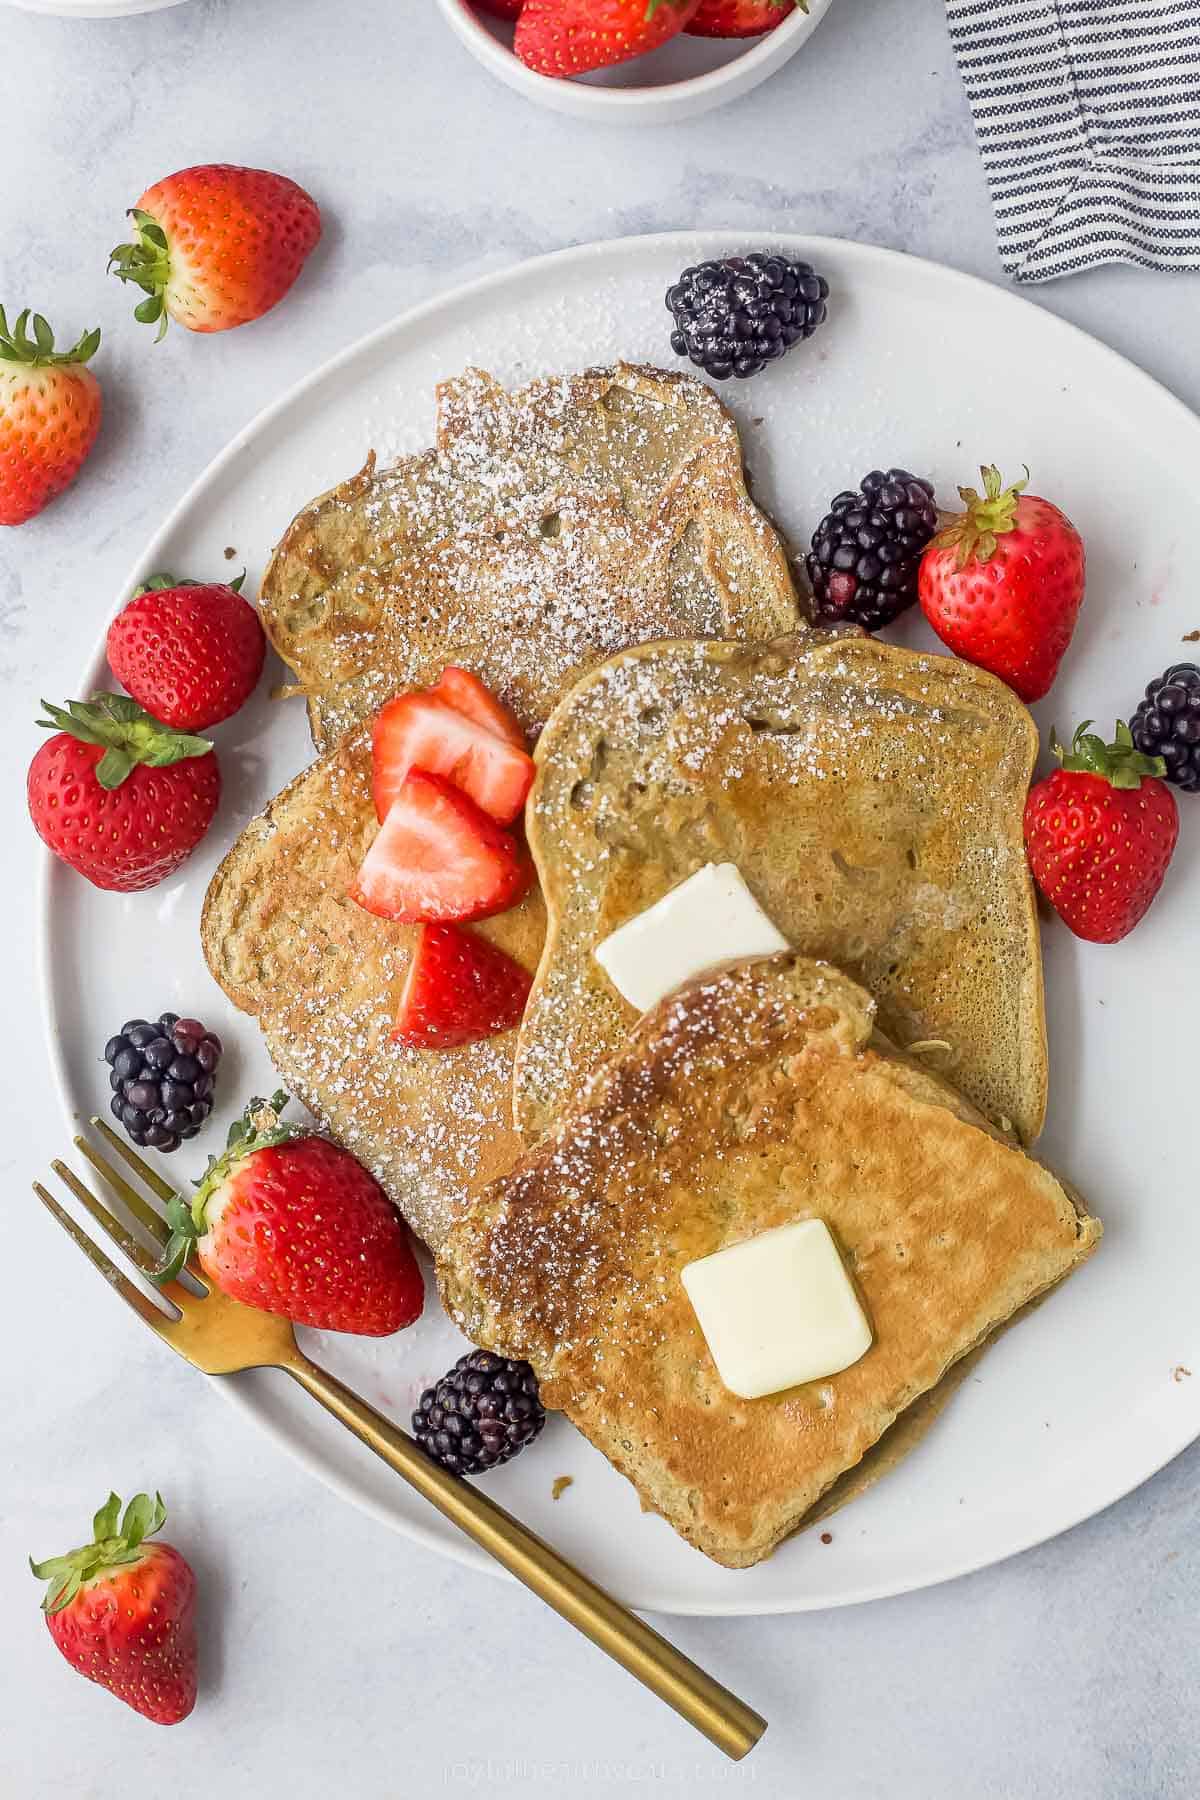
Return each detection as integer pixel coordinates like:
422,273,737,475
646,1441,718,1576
434,0,839,122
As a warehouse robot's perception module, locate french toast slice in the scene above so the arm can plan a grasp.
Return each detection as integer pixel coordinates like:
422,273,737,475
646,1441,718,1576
439,955,1100,1570
201,726,540,1249
513,633,1049,1147
204,366,802,1248
259,362,802,753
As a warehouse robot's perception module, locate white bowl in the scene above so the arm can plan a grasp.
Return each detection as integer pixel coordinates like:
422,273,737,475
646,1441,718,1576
433,0,838,123
6,0,190,14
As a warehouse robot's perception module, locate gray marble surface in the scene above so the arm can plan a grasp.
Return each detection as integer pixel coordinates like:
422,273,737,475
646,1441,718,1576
2,2,1198,1795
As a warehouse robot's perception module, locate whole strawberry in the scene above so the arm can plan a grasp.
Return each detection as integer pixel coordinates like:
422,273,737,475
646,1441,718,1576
688,0,797,34
29,695,219,892
1024,720,1179,943
0,308,101,526
107,573,266,730
515,0,700,75
109,165,321,337
476,0,523,14
919,466,1085,703
31,1492,197,1725
155,1095,425,1335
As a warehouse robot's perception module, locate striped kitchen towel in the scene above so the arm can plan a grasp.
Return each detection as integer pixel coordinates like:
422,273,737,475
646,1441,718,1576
945,0,1200,281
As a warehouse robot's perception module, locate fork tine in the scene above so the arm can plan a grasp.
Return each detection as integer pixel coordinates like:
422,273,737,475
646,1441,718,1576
51,1159,164,1277
87,1116,177,1203
33,1182,175,1332
75,1135,171,1247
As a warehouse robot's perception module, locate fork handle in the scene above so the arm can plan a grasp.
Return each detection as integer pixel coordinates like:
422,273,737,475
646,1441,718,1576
284,1351,766,1760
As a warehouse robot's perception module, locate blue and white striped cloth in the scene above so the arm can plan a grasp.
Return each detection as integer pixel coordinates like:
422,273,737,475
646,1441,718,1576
946,0,1200,281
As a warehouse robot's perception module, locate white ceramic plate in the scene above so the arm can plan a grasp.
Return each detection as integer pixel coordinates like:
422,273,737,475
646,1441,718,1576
41,233,1200,1616
434,0,839,124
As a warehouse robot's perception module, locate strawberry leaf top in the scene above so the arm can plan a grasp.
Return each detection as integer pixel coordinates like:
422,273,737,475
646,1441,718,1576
30,1491,167,1615
133,570,246,597
0,306,100,369
109,210,173,340
153,1091,295,1285
1052,719,1166,791
36,694,213,791
932,464,1029,567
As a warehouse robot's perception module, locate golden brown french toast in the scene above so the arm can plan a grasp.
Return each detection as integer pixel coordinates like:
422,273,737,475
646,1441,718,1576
201,726,541,1249
258,362,803,753
514,633,1049,1147
439,955,1099,1569
204,364,801,1247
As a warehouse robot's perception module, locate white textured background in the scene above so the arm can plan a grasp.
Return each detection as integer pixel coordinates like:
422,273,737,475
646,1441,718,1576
2,3,1199,1796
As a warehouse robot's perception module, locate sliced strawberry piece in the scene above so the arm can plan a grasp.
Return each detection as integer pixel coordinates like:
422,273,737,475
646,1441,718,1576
431,666,528,749
393,923,532,1048
372,692,534,826
350,770,530,924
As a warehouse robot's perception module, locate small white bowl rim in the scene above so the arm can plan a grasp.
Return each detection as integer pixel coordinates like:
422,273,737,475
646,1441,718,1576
434,0,833,109
6,0,190,15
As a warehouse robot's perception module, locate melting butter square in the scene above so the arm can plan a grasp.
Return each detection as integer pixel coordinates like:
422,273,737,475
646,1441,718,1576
593,862,788,1013
681,1218,872,1400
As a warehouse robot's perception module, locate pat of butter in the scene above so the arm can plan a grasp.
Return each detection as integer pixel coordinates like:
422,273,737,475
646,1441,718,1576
593,862,789,1014
681,1219,872,1400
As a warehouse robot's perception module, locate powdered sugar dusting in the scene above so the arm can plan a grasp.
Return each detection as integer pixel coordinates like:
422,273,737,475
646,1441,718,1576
516,632,1042,1143
222,362,801,1247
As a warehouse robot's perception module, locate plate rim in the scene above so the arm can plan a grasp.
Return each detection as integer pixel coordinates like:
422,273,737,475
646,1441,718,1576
38,228,1200,1616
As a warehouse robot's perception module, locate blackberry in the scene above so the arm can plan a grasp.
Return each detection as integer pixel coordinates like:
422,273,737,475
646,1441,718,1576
103,1011,222,1152
665,253,828,382
1130,663,1200,793
806,468,939,630
413,1349,545,1476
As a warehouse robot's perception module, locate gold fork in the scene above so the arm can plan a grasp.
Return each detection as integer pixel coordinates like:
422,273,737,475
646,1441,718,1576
35,1118,766,1760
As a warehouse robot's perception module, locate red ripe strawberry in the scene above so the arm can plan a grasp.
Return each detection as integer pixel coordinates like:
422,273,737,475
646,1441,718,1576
515,0,700,75
430,665,527,750
0,308,101,527
351,769,530,923
107,574,266,730
28,696,219,892
476,0,523,15
109,165,321,337
919,466,1085,703
394,923,532,1048
1024,720,1179,943
372,688,534,826
688,0,795,35
155,1095,424,1335
31,1491,197,1726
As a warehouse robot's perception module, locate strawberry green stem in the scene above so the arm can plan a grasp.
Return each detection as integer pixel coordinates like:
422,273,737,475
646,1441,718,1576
0,307,99,368
30,1492,167,1614
932,464,1029,567
133,570,246,597
108,210,172,340
133,573,200,596
1052,719,1166,791
36,695,213,791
